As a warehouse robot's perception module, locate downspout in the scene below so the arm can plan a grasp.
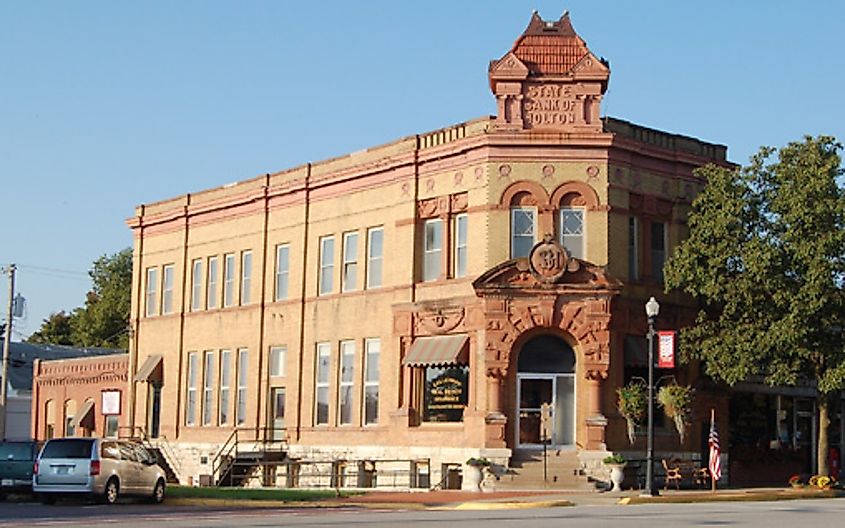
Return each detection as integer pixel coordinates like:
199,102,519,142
174,196,191,440
255,177,271,438
127,206,146,433
294,164,312,442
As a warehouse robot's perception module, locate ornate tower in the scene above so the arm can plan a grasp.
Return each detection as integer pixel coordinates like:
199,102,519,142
488,11,610,133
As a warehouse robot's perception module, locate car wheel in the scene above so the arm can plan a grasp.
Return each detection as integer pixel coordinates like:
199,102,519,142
150,479,166,504
101,478,119,505
40,494,57,505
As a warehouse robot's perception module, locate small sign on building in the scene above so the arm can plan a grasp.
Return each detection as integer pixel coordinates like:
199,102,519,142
101,390,121,415
657,331,676,368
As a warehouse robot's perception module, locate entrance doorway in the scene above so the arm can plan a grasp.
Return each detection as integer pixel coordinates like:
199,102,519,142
147,383,162,439
516,334,575,449
270,387,286,441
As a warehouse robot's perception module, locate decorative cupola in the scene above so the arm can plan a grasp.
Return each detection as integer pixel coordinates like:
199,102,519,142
489,11,610,133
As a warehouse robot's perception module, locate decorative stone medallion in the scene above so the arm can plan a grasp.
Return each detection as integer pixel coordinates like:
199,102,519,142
528,234,569,283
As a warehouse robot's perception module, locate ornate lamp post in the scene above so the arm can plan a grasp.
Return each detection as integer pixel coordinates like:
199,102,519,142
643,296,660,497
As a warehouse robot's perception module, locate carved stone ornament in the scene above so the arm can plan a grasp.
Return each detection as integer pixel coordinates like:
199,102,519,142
528,234,580,283
416,307,465,335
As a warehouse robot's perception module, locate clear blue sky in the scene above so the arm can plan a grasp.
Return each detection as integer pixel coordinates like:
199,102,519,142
1,1,843,339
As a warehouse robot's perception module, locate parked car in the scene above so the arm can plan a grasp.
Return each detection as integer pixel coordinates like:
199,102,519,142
0,440,40,500
33,438,166,504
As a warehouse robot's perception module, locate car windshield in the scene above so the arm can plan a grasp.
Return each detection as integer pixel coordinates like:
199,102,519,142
40,439,94,459
0,442,34,460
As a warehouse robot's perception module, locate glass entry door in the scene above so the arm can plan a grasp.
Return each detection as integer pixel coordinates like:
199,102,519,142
517,374,574,448
270,387,286,441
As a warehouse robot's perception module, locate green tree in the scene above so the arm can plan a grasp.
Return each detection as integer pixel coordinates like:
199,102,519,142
26,311,74,345
27,248,132,350
665,136,845,476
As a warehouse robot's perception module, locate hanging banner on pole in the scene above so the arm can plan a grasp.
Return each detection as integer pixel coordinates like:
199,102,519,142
657,331,676,368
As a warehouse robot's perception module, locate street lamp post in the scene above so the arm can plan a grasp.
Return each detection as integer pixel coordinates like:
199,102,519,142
643,296,660,497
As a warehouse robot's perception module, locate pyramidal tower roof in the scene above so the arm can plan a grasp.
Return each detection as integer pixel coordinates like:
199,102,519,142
510,10,591,76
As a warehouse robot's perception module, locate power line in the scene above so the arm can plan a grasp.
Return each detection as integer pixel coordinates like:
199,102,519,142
16,264,90,280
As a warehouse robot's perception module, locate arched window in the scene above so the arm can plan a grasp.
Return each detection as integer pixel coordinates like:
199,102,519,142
64,399,77,437
510,191,537,258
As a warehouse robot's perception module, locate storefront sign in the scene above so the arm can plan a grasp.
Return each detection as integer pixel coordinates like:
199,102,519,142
101,390,121,415
429,376,465,410
658,331,676,368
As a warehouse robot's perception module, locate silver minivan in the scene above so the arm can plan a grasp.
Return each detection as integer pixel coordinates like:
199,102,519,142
33,438,166,504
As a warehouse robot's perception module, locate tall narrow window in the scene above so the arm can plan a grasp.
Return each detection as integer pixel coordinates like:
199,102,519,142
319,236,335,295
275,244,290,301
315,342,331,425
219,349,231,425
162,264,175,314
510,207,536,258
202,350,215,426
186,352,198,426
338,340,355,425
224,253,236,307
145,267,158,317
240,250,252,305
559,207,584,259
366,227,383,289
651,221,667,282
236,348,248,425
628,217,639,280
207,256,219,309
342,232,359,292
269,346,286,377
423,219,443,282
454,214,468,278
363,338,380,425
191,259,203,311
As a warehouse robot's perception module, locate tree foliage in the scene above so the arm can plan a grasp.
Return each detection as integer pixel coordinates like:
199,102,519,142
665,136,845,473
27,248,132,350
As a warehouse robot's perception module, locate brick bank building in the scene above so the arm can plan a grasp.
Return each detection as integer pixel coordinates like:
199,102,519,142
120,13,736,488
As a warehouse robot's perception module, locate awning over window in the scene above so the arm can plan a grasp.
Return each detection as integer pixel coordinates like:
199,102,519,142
624,336,648,367
133,354,163,382
72,399,95,429
402,334,469,367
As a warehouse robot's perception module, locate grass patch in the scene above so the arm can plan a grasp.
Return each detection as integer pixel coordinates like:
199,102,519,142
167,485,353,502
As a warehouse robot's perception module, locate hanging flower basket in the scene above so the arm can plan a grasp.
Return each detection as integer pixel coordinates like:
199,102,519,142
617,381,647,445
657,384,694,443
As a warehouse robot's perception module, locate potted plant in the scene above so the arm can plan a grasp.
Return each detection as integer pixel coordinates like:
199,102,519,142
617,380,647,444
657,384,694,443
464,457,491,491
603,454,627,492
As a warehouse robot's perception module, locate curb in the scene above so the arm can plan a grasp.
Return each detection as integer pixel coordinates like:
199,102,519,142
448,499,574,510
618,489,842,505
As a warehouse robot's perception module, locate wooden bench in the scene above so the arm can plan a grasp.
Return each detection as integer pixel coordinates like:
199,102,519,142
662,459,710,490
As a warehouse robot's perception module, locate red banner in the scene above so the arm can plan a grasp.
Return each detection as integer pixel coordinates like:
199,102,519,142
657,331,676,368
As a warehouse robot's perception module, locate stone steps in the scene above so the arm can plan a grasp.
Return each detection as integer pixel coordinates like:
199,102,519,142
496,450,595,491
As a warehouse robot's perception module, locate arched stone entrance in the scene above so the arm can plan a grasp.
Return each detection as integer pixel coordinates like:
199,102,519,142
515,334,576,448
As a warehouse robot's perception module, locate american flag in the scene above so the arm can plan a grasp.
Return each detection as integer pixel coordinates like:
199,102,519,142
709,411,721,481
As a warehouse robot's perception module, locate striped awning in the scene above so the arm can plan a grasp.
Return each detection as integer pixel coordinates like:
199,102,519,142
402,334,469,367
133,354,163,382
72,399,95,429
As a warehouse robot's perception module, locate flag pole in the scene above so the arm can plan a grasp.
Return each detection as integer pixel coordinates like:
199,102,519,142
710,408,716,493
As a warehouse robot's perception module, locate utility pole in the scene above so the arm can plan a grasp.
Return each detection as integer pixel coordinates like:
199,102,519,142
0,263,16,441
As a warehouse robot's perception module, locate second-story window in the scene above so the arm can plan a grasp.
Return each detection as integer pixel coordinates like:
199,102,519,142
319,236,335,296
269,346,286,377
366,227,383,289
559,207,584,259
342,232,358,292
423,219,443,282
223,253,236,307
162,264,175,314
145,267,158,317
275,244,289,301
207,256,219,309
510,207,536,258
240,250,252,305
651,221,667,282
191,259,202,311
454,214,468,278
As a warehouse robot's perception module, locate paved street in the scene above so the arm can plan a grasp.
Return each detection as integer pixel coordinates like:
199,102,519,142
1,497,844,528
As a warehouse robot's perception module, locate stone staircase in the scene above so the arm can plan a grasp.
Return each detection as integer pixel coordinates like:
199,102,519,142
496,449,595,491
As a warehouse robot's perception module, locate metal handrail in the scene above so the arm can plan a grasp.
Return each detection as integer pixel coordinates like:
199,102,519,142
211,428,239,485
